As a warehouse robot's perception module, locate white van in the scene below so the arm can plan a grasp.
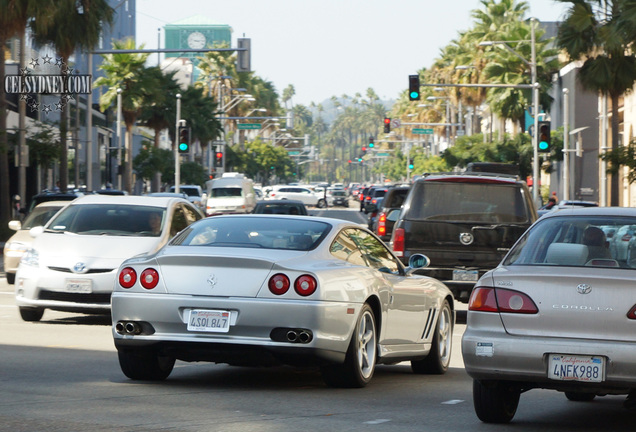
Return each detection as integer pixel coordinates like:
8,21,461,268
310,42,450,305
205,173,256,216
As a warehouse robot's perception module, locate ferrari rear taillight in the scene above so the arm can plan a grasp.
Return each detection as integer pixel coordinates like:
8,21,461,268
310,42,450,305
469,287,538,314
627,305,636,319
140,268,159,289
377,213,387,236
392,228,405,257
269,273,290,295
118,267,137,288
294,275,317,296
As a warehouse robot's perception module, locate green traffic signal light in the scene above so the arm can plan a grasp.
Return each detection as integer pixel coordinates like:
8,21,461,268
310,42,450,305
409,75,420,101
178,126,190,154
538,121,551,153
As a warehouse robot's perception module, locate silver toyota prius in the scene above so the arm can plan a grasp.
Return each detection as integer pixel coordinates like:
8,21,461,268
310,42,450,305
462,207,636,423
111,214,455,388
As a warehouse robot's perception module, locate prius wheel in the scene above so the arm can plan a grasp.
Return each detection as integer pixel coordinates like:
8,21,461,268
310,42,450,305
321,304,377,388
412,299,453,374
473,379,520,423
19,306,44,322
565,391,596,402
118,348,175,381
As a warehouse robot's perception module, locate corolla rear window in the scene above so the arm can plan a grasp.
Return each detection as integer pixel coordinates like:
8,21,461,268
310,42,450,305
172,217,331,251
408,181,529,223
504,216,636,269
47,204,166,236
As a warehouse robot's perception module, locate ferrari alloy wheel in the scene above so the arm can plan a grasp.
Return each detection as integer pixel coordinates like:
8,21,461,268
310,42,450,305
412,299,453,374
118,348,175,381
321,304,377,388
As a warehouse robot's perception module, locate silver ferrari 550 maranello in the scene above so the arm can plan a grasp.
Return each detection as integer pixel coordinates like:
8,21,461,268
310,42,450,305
111,214,455,388
462,207,636,423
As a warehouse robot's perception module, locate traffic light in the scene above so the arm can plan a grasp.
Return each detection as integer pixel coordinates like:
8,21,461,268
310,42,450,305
384,118,391,133
409,75,420,101
368,136,375,148
215,150,223,167
538,121,551,153
408,158,414,170
178,126,190,154
362,146,367,154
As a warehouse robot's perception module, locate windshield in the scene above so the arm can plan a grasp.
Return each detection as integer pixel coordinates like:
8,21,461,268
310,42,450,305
210,187,242,198
47,204,166,236
172,217,331,251
504,215,636,269
22,206,64,229
408,181,530,223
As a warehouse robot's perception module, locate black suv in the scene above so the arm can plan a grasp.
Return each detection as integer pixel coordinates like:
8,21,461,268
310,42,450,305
390,172,537,303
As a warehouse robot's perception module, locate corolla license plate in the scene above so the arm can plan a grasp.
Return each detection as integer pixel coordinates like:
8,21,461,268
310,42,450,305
548,354,605,383
452,270,478,282
187,309,231,333
65,279,92,293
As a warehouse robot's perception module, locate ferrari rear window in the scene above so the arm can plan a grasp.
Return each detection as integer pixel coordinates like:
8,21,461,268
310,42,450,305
173,217,331,251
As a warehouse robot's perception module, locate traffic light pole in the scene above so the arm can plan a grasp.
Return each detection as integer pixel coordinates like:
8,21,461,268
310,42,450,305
175,94,181,194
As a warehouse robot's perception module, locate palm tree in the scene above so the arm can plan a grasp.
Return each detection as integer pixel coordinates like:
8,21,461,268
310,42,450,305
32,0,114,192
556,0,636,205
0,0,53,227
94,38,151,193
282,85,296,111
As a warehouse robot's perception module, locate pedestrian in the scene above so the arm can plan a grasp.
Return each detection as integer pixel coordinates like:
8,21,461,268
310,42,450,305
12,195,23,221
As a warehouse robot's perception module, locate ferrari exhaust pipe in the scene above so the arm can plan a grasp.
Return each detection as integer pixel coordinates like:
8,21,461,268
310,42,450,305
286,330,298,342
115,321,125,334
298,331,312,343
124,321,141,335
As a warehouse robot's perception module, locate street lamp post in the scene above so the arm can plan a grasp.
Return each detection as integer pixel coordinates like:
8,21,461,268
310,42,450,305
479,18,540,206
116,88,122,190
175,93,181,193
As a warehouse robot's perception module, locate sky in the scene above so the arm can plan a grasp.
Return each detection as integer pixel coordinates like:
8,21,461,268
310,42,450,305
136,0,571,107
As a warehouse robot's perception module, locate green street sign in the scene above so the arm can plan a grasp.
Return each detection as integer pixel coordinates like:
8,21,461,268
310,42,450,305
288,151,300,155
237,123,262,130
377,152,389,156
413,128,434,134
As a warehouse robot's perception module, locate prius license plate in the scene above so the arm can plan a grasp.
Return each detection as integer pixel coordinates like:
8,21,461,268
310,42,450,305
452,270,478,282
187,309,231,333
65,279,92,293
548,354,605,383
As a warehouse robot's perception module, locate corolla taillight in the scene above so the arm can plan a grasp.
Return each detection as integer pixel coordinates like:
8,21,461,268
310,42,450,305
392,228,405,257
268,273,290,295
469,287,538,314
627,305,636,320
140,268,159,289
118,267,137,288
294,275,317,296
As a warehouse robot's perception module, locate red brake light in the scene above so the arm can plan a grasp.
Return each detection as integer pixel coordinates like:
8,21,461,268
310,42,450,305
378,213,387,236
627,305,636,319
269,273,290,295
118,267,137,289
622,234,632,242
469,287,538,314
392,228,405,256
294,275,317,296
140,268,159,289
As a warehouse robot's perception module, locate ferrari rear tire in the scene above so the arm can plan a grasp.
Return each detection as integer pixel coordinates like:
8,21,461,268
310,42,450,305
321,304,377,388
118,348,175,381
473,379,520,423
565,391,596,402
411,299,453,374
19,306,44,322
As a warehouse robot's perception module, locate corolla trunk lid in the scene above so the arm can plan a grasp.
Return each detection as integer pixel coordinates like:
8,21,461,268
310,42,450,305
491,266,635,342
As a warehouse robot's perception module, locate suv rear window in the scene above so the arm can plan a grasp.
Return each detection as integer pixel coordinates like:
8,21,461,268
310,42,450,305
408,181,530,223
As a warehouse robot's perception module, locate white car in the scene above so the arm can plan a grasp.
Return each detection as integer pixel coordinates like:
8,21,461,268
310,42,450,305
266,186,325,207
14,195,203,322
3,201,69,285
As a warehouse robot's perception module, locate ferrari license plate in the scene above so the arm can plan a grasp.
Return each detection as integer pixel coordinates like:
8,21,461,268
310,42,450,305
548,354,605,383
452,270,478,282
65,279,92,293
187,309,231,333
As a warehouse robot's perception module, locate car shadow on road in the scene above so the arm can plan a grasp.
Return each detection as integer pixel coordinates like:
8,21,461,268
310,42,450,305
41,314,112,326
